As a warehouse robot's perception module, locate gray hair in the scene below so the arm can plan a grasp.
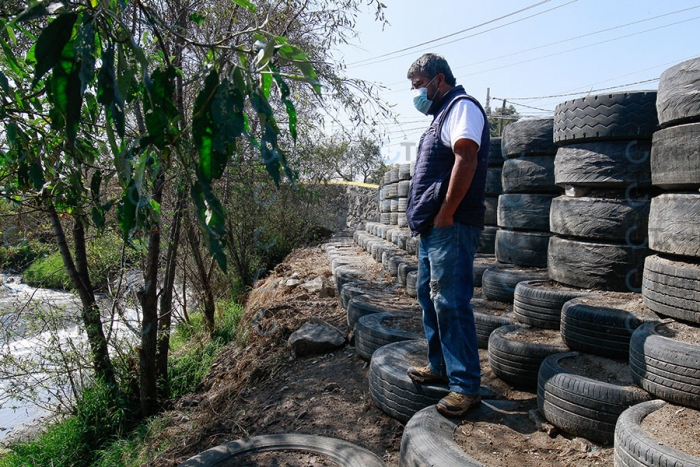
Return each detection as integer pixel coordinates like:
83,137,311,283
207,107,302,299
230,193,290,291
407,53,456,86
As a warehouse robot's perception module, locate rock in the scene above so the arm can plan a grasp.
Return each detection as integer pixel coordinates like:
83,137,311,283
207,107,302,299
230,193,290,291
301,277,324,293
288,319,346,357
285,278,302,287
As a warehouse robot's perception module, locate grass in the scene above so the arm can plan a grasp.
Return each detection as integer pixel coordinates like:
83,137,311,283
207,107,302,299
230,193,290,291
0,300,246,467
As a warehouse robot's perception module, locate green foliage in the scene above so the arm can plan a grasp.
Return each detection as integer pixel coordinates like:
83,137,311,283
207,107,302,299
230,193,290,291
0,239,53,271
23,251,71,290
487,103,519,137
167,300,245,398
92,417,172,467
0,380,127,467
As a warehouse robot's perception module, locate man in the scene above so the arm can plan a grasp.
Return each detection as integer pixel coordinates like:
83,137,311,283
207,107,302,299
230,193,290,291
404,53,490,417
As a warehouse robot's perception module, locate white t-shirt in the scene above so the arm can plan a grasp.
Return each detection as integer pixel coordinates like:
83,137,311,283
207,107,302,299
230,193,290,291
440,98,485,150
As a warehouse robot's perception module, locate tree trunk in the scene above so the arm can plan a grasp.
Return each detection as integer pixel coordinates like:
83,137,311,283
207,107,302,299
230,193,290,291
186,215,217,334
47,207,116,389
155,187,186,398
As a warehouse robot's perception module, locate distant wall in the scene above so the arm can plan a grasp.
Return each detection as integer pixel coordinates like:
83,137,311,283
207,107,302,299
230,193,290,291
309,183,379,232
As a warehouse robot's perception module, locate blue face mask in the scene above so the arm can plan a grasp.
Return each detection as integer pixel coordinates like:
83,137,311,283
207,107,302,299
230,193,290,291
412,76,437,115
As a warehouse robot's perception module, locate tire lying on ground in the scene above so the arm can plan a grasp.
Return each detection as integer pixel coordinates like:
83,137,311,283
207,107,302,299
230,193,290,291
553,91,658,145
614,399,700,467
398,262,418,287
347,294,420,329
501,117,557,157
656,56,700,128
488,137,505,167
648,193,700,258
549,194,650,244
651,123,700,189
561,294,658,360
355,311,423,361
629,321,700,409
484,196,498,225
477,226,497,254
495,229,551,268
474,255,498,288
406,271,417,298
513,280,591,330
554,140,652,188
488,324,569,389
497,193,556,232
399,406,484,467
642,254,700,323
472,298,514,349
334,266,373,295
481,265,549,303
547,235,649,292
340,282,383,309
178,433,386,467
501,156,560,193
537,352,652,444
485,168,503,195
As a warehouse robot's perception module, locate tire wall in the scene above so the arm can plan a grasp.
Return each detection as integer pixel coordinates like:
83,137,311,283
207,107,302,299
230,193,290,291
644,57,700,322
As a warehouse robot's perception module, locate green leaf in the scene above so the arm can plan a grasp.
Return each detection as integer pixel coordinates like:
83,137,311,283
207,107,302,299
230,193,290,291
193,69,227,183
98,43,125,138
277,44,321,95
271,66,297,141
189,12,206,24
29,162,44,190
0,35,24,77
32,12,78,87
75,21,97,93
91,170,102,202
143,67,179,150
47,35,83,147
230,0,256,13
261,71,272,99
118,179,138,239
0,70,9,94
91,206,105,228
211,79,245,156
191,182,227,273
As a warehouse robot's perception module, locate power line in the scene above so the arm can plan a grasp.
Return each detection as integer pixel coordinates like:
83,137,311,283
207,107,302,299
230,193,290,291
496,78,660,102
346,0,555,67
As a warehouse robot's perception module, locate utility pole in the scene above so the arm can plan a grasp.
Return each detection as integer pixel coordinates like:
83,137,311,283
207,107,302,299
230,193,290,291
498,98,507,136
485,87,491,116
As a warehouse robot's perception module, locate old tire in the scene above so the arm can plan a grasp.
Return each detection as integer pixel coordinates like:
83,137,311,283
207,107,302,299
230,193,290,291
501,156,559,193
538,352,652,444
347,294,420,329
473,298,515,348
554,140,652,188
629,321,700,409
560,296,658,360
484,196,498,225
642,254,700,323
547,236,649,292
495,229,551,268
513,280,590,330
650,123,700,189
477,226,497,254
488,137,505,167
481,265,549,303
355,311,423,361
657,56,700,128
501,117,557,158
497,194,556,232
474,254,498,288
488,324,569,389
648,193,700,258
554,92,659,144
549,195,650,244
178,433,386,467
485,168,503,195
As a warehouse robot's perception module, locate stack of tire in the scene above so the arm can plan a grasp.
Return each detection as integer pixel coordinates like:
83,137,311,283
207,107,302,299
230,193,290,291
384,167,400,226
396,163,411,229
496,117,561,269
379,171,392,225
478,136,505,254
548,91,659,292
641,57,700,328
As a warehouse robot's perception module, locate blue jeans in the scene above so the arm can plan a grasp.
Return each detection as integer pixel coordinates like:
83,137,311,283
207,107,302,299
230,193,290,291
417,222,481,395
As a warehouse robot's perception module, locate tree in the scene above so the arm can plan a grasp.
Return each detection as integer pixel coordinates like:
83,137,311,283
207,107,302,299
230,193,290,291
0,0,387,419
487,102,519,137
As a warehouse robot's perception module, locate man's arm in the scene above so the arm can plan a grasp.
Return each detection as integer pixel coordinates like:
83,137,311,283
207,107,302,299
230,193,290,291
432,137,479,228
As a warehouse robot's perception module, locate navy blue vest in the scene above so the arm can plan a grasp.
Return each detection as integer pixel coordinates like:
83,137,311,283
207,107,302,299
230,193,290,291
406,85,490,236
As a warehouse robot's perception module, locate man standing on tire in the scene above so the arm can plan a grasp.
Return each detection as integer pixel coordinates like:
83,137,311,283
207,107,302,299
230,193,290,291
405,53,490,417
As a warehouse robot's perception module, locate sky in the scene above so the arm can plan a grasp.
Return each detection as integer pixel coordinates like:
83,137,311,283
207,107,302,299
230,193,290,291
330,0,700,165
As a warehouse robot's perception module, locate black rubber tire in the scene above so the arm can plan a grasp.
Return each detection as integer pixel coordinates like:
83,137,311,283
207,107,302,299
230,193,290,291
474,254,498,288
547,236,649,292
642,254,700,323
497,194,556,232
614,400,700,467
355,311,423,360
629,321,700,409
390,212,398,225
387,253,410,277
405,236,418,256
560,296,658,360
648,193,700,258
501,156,559,194
657,57,700,128
400,405,493,467
477,226,497,254
481,265,549,303
554,140,652,188
340,282,383,309
347,294,420,329
368,339,449,424
398,180,410,197
501,117,557,157
380,213,391,224
178,433,386,467
650,123,700,190
537,352,652,445
512,280,590,330
553,91,659,144
488,137,505,167
484,196,498,226
389,166,400,183
399,163,412,180
398,262,418,286
384,183,398,199
495,229,551,268
485,168,502,195
549,195,650,244
334,266,372,294
406,270,417,297
472,298,515,348
397,197,408,212
487,324,569,389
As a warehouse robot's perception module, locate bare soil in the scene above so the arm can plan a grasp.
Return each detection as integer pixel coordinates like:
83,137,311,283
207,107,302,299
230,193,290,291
151,243,618,466
657,321,700,345
224,450,339,467
641,402,700,457
505,327,565,345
